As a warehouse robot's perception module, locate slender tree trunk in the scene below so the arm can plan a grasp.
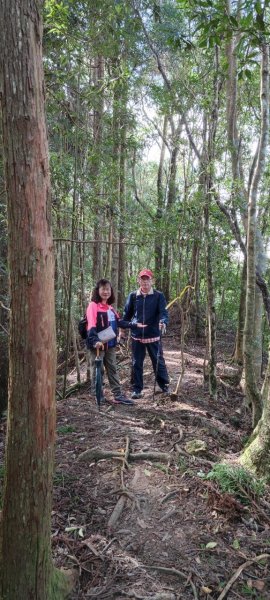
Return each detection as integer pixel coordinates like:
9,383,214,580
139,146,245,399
92,55,104,283
62,84,80,399
244,43,269,427
110,67,121,304
233,258,246,367
163,118,182,299
155,115,168,288
189,236,202,337
0,1,69,597
204,183,217,400
78,200,86,314
118,85,128,309
203,47,220,400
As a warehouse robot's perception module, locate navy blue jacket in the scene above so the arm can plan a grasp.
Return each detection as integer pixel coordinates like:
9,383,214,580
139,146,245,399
120,289,168,340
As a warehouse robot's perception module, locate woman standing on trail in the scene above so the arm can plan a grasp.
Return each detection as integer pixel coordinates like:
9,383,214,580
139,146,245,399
86,278,142,406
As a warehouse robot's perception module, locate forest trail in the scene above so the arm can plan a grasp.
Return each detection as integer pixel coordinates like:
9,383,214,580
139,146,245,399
52,323,270,600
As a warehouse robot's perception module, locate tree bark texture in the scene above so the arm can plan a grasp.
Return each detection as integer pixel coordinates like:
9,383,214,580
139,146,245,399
0,1,68,597
0,196,8,414
241,371,270,477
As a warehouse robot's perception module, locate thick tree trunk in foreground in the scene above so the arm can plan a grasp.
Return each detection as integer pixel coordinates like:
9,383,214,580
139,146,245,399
0,1,69,598
0,210,8,415
241,347,270,477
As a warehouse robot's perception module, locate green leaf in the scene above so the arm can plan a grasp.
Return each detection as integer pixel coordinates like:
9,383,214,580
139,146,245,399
232,539,240,549
229,16,239,28
255,1,263,14
206,541,217,549
244,69,252,80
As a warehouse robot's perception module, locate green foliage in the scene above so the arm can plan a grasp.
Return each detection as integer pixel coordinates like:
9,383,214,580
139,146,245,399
177,0,270,53
54,470,78,487
57,425,76,434
202,463,265,503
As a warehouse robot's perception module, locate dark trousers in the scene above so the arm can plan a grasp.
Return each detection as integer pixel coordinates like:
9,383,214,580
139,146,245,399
132,338,169,393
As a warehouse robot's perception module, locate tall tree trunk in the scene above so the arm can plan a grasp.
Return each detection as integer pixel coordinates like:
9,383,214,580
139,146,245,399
110,66,121,305
225,1,267,385
0,1,69,597
225,0,248,369
244,43,269,427
0,187,8,415
233,258,246,367
204,46,220,401
163,117,182,300
155,115,168,288
241,341,270,477
62,84,80,399
118,89,128,310
91,56,104,283
204,181,217,400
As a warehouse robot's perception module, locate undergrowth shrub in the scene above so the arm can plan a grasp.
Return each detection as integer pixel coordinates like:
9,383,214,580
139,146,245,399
202,463,265,504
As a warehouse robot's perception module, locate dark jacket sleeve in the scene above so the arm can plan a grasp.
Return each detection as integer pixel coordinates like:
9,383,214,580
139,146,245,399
158,292,169,325
118,292,138,330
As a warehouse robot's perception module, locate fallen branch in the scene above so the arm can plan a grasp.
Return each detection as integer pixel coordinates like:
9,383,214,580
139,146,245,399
78,447,171,463
140,564,198,599
175,444,214,466
216,554,270,600
108,436,133,530
141,564,188,579
117,591,176,600
107,495,127,531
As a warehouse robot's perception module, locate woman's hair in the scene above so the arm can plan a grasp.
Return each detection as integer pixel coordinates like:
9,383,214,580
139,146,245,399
91,278,115,304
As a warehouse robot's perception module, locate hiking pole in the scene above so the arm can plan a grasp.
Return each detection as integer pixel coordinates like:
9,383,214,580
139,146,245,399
152,328,163,401
95,346,103,411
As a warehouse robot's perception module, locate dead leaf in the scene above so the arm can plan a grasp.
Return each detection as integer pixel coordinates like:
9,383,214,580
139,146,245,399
137,518,151,529
201,586,212,594
253,580,265,591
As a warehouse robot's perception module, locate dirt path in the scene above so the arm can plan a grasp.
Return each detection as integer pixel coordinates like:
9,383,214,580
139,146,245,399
53,331,270,599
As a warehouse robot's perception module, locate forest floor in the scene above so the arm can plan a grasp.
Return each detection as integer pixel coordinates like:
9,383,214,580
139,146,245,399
1,314,270,599
52,312,270,600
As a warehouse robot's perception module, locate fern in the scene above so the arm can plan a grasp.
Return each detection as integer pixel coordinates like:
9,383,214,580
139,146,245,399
203,463,265,504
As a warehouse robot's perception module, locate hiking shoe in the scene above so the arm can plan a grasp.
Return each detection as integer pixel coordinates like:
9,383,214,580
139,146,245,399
160,385,170,395
114,393,134,406
131,391,142,399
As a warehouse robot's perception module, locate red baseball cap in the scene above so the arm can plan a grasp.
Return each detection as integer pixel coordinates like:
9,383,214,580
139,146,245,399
138,268,154,278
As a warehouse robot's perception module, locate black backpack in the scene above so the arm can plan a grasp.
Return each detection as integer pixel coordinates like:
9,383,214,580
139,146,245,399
78,314,87,339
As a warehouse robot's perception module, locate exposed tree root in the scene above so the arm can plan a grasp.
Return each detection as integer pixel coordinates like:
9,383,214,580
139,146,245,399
216,554,270,600
78,447,171,463
140,565,198,599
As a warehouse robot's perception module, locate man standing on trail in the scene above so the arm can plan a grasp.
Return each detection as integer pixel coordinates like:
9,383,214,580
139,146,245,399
121,269,170,400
